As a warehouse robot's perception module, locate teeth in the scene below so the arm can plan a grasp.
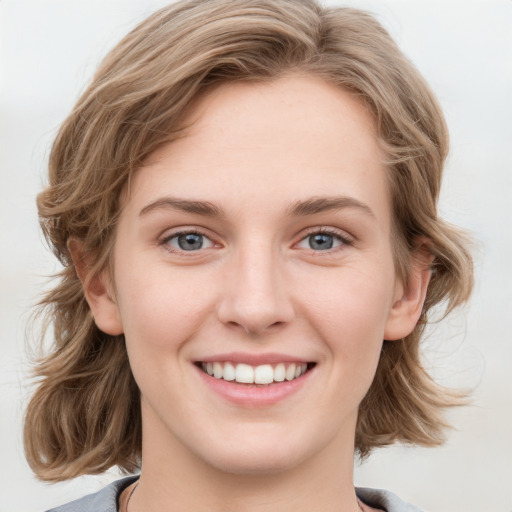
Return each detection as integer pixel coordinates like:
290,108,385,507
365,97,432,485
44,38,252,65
274,363,286,382
285,364,296,381
201,361,309,384
235,363,254,383
254,364,274,384
213,362,223,379
223,362,235,381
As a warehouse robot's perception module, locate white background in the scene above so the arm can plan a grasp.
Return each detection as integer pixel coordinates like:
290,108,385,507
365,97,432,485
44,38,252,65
1,1,511,511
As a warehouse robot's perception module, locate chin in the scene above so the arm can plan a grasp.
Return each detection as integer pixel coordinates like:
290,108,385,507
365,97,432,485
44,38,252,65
187,426,323,477
204,448,306,476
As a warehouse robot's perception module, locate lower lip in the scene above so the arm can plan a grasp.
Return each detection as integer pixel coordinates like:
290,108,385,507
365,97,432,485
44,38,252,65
195,365,313,407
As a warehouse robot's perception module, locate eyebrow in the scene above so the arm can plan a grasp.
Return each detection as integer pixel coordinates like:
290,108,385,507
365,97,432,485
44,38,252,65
139,195,375,219
139,198,224,217
286,196,375,219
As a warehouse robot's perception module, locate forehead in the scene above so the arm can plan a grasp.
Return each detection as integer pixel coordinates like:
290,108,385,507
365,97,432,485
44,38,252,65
127,74,388,224
181,74,378,147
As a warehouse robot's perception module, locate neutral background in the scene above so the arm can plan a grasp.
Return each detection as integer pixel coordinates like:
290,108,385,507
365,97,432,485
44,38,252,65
1,1,510,511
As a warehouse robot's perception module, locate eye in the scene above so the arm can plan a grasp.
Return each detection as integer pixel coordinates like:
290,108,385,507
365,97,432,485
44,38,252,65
296,230,351,251
163,231,214,252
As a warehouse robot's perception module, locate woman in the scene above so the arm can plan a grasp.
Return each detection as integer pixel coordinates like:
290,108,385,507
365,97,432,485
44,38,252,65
24,1,473,511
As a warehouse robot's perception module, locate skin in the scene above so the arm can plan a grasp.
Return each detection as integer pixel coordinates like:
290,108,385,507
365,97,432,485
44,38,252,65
78,74,431,512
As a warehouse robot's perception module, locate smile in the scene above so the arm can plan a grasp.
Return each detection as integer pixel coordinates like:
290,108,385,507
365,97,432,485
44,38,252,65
199,362,312,385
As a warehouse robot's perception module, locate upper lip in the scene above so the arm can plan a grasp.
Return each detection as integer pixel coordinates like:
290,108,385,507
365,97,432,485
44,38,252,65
195,352,313,365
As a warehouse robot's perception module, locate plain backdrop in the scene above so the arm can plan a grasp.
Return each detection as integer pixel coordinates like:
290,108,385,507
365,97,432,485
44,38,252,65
1,1,511,511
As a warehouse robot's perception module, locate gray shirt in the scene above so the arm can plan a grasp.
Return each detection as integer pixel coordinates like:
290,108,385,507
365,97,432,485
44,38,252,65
45,476,424,512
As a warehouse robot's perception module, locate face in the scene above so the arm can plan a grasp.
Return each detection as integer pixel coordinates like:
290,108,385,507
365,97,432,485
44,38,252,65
88,74,425,476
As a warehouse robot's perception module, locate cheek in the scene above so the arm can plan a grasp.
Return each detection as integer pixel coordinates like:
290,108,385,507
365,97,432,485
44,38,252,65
115,262,215,353
297,262,395,359
114,267,215,409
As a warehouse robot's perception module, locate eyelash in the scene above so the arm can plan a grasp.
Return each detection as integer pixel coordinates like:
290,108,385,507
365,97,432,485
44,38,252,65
160,229,214,254
159,227,353,255
296,228,354,252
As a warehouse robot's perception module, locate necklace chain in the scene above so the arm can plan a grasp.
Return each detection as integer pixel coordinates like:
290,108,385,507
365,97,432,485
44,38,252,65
125,482,138,512
125,482,365,512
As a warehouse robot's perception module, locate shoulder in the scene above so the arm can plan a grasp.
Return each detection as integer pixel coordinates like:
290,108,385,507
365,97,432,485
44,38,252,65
356,487,425,512
44,476,139,512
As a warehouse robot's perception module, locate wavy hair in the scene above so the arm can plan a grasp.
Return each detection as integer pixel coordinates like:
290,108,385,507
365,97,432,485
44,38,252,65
24,0,473,481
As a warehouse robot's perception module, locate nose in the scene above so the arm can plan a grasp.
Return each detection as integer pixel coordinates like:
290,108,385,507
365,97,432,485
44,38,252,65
216,243,295,336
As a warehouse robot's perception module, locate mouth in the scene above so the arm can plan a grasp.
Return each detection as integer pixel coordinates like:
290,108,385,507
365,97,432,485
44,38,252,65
195,361,316,385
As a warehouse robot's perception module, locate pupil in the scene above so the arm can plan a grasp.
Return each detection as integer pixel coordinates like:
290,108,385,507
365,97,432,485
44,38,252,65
310,234,333,250
178,233,203,251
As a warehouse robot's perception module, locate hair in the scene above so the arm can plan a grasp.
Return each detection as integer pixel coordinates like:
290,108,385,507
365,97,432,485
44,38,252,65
25,0,473,481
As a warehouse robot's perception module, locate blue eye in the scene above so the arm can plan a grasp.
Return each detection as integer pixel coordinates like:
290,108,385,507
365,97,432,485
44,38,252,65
164,232,214,252
297,231,349,251
308,233,335,250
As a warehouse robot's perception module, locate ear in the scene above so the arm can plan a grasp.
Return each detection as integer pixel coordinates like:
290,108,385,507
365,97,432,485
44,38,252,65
384,243,434,341
67,238,124,336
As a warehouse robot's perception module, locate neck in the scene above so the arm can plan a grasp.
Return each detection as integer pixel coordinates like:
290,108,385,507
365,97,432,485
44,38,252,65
130,412,362,512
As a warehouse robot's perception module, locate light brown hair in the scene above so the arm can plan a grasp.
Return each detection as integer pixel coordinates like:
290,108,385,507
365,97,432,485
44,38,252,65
24,0,473,481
